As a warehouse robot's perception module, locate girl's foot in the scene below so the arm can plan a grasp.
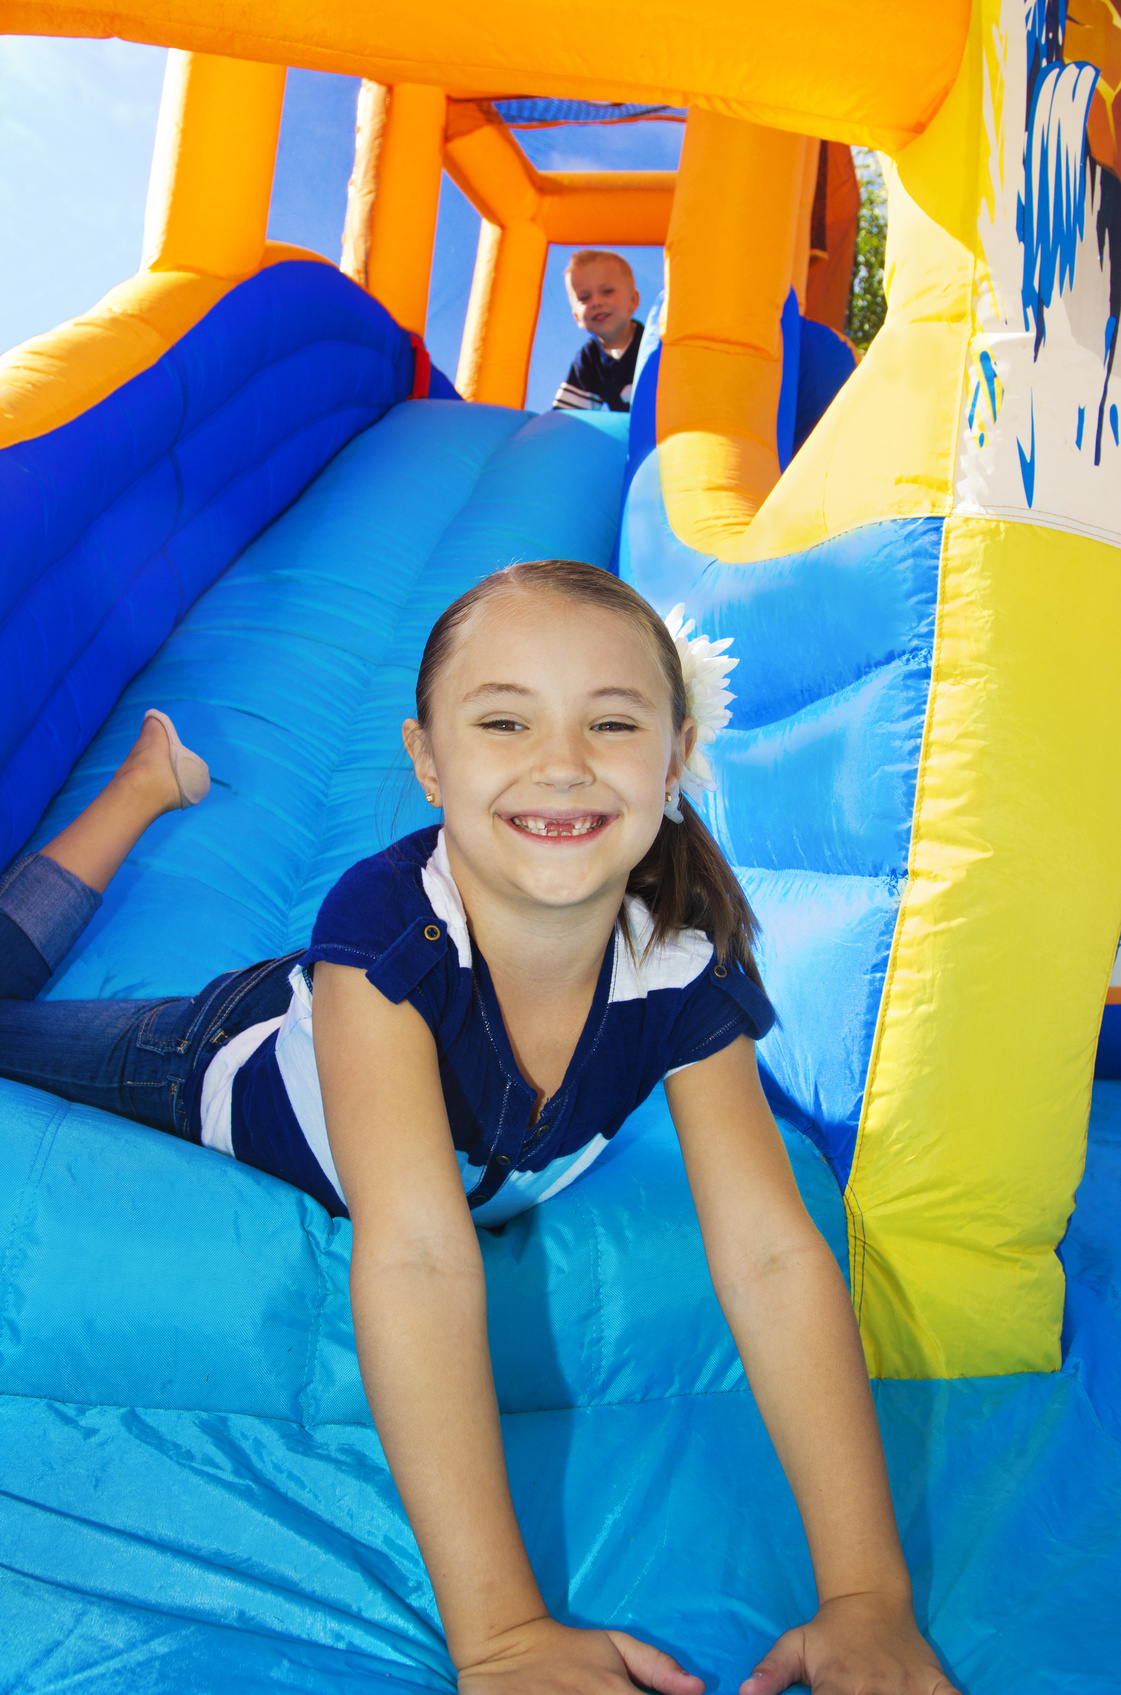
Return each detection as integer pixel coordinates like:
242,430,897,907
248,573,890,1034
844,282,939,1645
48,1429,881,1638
39,712,211,895
141,709,211,809
110,712,210,817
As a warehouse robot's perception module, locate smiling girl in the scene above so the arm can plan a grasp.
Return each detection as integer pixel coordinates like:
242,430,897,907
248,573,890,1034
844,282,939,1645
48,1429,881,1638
0,561,956,1695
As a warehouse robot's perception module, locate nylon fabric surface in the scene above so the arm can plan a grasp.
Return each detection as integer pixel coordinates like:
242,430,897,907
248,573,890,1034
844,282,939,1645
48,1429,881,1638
25,400,624,999
0,383,1117,1689
620,484,941,1184
2,1075,1119,1691
0,262,424,867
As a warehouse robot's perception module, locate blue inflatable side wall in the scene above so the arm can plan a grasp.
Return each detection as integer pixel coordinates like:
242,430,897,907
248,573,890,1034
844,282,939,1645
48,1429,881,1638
620,452,939,1186
0,261,443,865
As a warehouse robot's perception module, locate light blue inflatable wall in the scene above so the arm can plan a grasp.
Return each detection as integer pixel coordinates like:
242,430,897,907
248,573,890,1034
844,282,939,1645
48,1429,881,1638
620,387,937,1185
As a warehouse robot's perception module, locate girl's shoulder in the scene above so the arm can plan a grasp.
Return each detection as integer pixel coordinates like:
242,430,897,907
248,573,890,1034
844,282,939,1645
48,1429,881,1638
617,897,776,1040
615,896,716,1002
303,828,471,986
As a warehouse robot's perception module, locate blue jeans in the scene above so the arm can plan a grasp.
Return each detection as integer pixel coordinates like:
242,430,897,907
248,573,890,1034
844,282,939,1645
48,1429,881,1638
0,852,297,1137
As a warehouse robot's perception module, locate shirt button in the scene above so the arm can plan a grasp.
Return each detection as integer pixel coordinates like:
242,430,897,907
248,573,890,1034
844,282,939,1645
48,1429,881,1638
496,1154,511,1167
424,924,441,942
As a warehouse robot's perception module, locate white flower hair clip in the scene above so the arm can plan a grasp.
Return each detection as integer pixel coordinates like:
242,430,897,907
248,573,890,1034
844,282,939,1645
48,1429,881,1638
663,604,737,824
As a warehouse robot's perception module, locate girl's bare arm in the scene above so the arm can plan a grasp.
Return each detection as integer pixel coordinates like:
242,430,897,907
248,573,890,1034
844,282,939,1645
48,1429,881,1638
312,961,545,1663
313,962,700,1695
665,1039,958,1695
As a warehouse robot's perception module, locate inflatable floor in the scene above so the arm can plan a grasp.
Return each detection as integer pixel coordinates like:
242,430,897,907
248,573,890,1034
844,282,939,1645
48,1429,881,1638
1,385,1119,1692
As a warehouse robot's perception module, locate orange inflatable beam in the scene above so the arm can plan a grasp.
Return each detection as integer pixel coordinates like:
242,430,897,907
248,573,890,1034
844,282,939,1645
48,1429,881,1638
539,175,676,245
445,109,674,241
7,0,969,153
456,220,550,409
790,139,822,311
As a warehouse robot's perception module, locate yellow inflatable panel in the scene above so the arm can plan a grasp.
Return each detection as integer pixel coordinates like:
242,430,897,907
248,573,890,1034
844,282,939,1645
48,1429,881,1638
8,0,969,151
847,516,1121,1378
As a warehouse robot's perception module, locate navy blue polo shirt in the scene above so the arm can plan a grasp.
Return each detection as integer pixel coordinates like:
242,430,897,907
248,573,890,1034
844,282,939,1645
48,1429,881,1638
196,828,775,1223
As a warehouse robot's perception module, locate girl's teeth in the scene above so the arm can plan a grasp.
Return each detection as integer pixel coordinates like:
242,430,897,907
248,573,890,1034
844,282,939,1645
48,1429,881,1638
514,816,602,836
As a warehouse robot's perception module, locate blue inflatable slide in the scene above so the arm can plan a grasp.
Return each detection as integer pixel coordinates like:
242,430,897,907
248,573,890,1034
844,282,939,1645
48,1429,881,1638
1,260,1118,1692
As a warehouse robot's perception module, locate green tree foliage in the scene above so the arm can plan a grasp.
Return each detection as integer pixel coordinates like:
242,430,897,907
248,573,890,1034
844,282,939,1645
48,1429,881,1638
845,148,888,352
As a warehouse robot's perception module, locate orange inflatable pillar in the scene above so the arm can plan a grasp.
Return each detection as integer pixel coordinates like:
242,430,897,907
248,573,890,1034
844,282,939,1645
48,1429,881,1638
790,139,822,310
658,111,809,556
142,50,287,279
341,81,446,336
445,104,548,407
456,219,549,407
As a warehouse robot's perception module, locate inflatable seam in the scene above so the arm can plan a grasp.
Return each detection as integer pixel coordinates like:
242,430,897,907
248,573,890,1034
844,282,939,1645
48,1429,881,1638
297,1220,333,1427
0,1100,67,1360
0,335,398,614
272,420,528,930
843,519,951,1324
733,644,934,738
0,398,384,783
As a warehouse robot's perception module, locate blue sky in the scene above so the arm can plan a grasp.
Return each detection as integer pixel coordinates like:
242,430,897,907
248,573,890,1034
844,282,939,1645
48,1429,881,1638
0,39,681,412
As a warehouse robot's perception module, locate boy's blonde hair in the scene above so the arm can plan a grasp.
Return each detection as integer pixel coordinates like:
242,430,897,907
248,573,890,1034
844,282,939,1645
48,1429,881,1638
564,249,636,289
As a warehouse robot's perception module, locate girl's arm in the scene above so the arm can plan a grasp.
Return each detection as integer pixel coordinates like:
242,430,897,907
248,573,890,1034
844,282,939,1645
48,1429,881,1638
313,962,702,1695
665,1038,958,1695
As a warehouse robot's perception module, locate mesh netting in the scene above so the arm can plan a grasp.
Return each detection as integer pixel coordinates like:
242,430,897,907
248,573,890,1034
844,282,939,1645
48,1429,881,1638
493,99,685,127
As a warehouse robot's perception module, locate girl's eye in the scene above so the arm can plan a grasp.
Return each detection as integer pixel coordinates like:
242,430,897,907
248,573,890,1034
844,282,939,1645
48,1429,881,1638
479,719,526,733
592,719,638,733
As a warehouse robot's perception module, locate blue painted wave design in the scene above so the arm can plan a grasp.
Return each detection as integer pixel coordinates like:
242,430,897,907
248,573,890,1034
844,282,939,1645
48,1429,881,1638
1018,0,1121,467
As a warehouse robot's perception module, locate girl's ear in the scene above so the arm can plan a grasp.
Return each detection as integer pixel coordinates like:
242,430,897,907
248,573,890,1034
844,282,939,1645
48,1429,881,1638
402,720,441,808
669,717,698,781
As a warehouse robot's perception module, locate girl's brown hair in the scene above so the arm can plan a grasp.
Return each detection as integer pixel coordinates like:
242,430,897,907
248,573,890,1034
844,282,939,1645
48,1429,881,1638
415,560,762,985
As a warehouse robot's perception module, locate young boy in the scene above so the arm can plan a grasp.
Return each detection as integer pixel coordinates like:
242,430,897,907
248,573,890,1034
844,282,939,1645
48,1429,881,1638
553,250,643,413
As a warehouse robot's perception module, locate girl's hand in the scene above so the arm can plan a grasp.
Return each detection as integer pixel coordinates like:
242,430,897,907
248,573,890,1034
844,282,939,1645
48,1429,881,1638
742,1594,960,1695
458,1619,704,1695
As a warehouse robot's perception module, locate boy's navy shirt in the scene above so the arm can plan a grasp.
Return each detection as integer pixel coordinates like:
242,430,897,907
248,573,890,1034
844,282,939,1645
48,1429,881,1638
553,320,644,413
197,827,776,1224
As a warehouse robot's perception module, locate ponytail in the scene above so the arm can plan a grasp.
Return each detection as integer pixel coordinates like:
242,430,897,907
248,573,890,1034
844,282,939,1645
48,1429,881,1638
415,559,763,984
626,796,763,985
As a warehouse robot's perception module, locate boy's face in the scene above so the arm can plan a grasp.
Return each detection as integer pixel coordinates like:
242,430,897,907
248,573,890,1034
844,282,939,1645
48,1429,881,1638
565,260,640,349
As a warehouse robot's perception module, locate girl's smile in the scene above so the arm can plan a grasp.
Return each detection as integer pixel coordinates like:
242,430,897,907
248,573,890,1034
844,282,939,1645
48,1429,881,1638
504,809,614,841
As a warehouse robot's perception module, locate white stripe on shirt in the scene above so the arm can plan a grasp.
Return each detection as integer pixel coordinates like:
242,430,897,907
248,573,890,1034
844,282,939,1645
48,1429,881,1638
199,1016,283,1156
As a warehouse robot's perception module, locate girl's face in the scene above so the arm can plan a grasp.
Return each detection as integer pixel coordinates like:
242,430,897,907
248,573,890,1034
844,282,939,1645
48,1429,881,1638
404,591,695,917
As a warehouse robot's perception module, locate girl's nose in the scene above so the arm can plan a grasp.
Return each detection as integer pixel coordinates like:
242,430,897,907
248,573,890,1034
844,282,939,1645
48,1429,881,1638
532,733,594,790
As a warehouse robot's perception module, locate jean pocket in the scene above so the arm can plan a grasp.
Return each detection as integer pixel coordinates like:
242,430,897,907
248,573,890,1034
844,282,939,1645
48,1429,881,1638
134,998,195,1055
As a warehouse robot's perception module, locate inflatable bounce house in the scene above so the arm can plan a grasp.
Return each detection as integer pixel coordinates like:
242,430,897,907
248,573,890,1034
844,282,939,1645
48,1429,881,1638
2,0,1120,1686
